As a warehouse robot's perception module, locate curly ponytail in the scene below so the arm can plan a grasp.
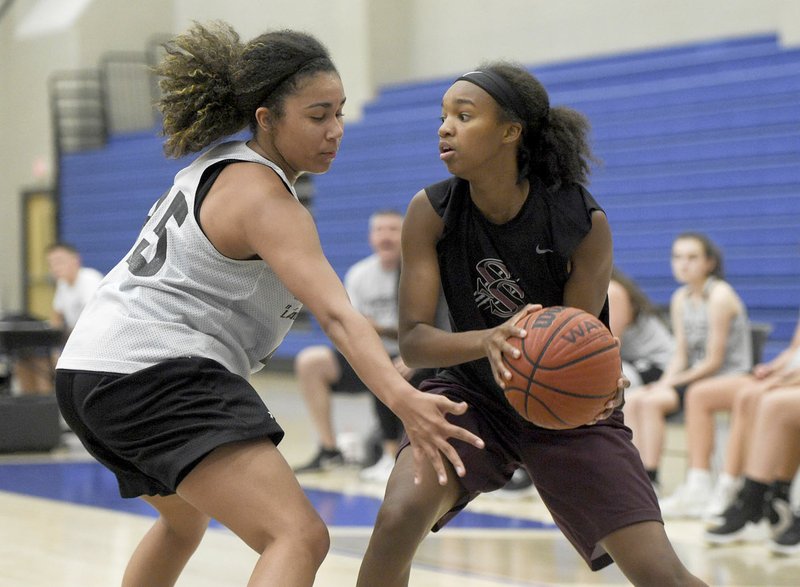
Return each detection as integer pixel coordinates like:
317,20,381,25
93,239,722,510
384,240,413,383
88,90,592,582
155,22,244,158
479,62,598,190
154,21,338,158
530,105,596,190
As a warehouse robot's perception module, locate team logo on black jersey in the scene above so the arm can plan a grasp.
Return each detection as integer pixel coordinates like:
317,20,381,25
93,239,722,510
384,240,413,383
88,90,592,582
473,258,525,318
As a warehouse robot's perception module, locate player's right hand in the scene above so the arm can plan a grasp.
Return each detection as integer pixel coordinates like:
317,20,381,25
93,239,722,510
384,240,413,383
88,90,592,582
483,304,540,388
394,389,484,486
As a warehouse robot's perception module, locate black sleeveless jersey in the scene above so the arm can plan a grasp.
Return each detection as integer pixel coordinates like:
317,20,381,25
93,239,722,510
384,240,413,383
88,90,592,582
426,175,610,398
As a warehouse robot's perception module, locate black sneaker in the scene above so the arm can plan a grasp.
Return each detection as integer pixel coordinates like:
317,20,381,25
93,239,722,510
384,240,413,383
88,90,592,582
770,513,800,556
704,498,767,545
766,496,793,538
294,447,344,473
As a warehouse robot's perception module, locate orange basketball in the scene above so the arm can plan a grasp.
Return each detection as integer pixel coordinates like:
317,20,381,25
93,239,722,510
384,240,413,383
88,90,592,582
502,306,620,429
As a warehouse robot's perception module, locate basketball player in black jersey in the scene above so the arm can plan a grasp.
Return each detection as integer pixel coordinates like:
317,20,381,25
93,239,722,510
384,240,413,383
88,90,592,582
356,63,707,586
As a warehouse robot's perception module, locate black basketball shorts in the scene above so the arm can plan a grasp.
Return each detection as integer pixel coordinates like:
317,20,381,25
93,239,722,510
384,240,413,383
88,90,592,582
56,357,284,498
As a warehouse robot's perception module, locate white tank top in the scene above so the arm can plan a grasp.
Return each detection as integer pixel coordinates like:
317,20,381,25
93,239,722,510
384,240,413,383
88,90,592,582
57,141,303,379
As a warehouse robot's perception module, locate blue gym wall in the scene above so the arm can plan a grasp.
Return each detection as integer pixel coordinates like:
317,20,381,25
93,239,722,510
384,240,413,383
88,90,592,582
59,34,800,363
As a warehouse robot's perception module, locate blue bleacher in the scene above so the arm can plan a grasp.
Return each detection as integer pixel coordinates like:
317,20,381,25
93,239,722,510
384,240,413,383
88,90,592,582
59,34,800,363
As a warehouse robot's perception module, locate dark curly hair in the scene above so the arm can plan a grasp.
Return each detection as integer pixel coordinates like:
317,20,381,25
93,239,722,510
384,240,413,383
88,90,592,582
154,21,338,158
477,61,598,190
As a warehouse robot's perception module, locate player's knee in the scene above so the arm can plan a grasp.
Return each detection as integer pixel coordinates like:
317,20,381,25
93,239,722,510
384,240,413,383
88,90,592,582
301,515,331,567
160,510,210,546
373,495,429,541
252,514,329,567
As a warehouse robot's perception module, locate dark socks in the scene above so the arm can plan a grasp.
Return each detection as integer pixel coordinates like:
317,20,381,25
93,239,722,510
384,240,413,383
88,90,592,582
739,478,770,518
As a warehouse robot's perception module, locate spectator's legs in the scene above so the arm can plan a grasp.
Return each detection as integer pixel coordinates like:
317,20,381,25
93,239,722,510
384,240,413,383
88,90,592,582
722,379,772,477
294,346,341,450
631,384,678,472
684,374,748,471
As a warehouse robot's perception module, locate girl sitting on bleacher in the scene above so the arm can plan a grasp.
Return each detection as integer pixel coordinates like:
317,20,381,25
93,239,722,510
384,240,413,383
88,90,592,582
704,341,800,553
625,232,753,519
696,313,800,529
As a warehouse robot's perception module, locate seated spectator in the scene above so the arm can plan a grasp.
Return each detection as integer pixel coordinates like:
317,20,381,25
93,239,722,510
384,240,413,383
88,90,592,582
607,266,674,490
608,266,674,391
680,313,800,521
624,233,752,515
14,243,103,394
704,376,800,555
293,210,436,483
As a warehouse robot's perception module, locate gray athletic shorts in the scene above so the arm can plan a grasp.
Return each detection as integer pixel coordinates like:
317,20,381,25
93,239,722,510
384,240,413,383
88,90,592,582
56,357,284,498
400,376,662,571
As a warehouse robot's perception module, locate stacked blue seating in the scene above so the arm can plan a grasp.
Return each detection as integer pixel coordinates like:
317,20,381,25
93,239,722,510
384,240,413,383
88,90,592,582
58,33,800,362
311,33,799,360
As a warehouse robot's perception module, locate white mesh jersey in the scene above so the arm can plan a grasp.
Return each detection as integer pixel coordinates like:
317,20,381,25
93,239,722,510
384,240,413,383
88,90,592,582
57,141,303,379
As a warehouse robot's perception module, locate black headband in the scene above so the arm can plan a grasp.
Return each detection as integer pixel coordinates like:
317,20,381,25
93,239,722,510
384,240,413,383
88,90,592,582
456,70,528,120
253,56,327,106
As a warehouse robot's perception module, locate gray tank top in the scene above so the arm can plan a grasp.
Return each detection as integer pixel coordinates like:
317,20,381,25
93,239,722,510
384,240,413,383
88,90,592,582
620,313,674,371
682,277,752,374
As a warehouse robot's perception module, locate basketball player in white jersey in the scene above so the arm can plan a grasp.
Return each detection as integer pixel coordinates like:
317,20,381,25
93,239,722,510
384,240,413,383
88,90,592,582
55,22,483,587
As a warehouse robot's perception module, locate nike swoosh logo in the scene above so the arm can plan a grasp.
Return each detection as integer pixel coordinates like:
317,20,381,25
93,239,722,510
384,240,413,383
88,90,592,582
536,244,553,254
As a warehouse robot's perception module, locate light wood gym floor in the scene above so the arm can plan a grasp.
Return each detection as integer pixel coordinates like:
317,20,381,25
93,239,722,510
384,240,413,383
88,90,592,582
0,370,797,586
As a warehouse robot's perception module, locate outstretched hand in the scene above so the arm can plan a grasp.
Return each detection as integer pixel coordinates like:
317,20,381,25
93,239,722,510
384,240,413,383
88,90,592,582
394,390,485,486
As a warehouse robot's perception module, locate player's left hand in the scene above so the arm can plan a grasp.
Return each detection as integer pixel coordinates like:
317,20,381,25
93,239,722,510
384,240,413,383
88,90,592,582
588,338,627,424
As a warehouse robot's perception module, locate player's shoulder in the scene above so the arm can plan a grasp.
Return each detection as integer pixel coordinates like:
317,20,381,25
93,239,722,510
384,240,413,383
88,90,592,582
546,180,601,213
422,176,467,217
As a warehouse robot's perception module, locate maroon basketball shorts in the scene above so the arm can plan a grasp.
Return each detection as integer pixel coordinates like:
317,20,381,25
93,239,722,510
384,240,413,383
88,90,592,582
400,376,662,571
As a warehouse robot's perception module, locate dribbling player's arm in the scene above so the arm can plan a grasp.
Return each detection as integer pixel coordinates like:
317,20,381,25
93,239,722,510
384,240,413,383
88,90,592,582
562,210,625,417
398,191,451,367
399,191,514,369
563,210,613,317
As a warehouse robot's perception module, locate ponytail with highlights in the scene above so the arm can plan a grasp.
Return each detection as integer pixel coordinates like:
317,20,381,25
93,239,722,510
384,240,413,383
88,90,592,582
154,21,338,158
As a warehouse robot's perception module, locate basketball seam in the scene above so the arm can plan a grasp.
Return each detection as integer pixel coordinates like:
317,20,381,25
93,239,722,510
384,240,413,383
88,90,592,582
523,380,617,399
530,341,620,370
522,310,582,419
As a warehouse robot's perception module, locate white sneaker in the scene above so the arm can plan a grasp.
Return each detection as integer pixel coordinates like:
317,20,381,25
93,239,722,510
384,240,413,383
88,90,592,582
767,497,794,539
660,470,713,519
359,454,395,483
704,476,743,522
